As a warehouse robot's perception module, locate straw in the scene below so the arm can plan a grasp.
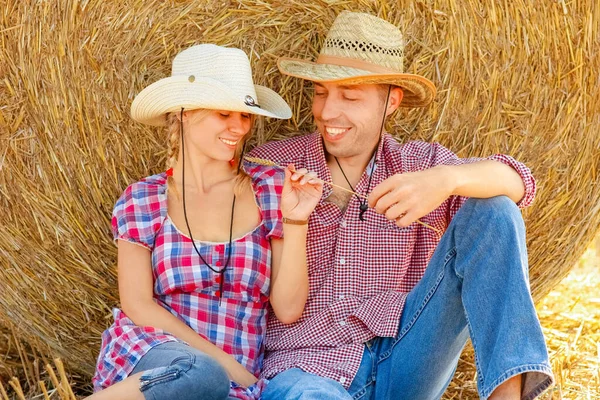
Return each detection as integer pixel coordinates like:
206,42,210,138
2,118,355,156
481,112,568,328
245,156,443,234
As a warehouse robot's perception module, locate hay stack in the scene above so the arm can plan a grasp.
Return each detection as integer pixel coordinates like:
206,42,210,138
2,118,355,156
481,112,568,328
1,0,599,383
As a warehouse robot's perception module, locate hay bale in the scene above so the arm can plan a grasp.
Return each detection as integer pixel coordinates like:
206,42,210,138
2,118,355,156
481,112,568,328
0,0,599,383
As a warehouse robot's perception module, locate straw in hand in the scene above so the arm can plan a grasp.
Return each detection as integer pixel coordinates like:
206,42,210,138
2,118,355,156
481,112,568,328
244,156,442,234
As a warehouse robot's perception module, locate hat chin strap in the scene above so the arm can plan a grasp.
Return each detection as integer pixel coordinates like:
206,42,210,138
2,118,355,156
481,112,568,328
316,54,399,74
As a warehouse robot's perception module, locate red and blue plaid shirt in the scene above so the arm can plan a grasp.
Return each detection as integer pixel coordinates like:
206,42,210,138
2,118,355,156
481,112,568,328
248,132,536,388
93,164,283,399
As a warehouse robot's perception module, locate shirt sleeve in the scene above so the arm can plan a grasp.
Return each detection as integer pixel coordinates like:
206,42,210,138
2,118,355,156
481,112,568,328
245,163,284,240
111,178,168,250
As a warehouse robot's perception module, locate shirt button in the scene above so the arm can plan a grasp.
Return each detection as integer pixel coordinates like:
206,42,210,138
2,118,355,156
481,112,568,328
340,377,347,384
339,320,346,327
338,294,345,300
340,220,347,228
339,258,346,265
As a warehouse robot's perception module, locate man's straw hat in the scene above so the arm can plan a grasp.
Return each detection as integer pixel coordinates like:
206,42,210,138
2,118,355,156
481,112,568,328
131,44,292,126
278,11,436,107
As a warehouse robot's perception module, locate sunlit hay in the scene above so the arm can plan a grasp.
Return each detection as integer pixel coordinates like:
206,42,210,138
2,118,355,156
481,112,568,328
0,0,598,393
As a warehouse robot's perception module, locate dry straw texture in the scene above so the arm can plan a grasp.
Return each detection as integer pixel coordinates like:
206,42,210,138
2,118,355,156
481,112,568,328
0,0,599,391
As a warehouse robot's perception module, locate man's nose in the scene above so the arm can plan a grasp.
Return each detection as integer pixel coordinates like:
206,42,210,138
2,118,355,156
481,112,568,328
319,95,342,121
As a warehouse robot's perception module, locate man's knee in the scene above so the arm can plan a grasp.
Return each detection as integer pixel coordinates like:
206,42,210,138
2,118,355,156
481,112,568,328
457,196,525,238
463,195,521,219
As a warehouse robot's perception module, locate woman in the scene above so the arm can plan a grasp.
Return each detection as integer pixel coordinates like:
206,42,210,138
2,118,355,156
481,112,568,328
89,44,322,400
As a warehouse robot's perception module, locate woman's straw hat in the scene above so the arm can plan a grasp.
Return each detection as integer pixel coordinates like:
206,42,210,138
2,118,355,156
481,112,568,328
131,44,292,126
278,11,436,107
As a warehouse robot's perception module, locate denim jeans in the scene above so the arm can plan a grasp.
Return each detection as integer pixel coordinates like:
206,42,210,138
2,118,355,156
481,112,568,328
131,341,230,400
261,197,554,400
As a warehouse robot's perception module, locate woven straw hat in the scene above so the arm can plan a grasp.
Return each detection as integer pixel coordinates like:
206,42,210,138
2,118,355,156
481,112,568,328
278,11,436,107
131,44,292,126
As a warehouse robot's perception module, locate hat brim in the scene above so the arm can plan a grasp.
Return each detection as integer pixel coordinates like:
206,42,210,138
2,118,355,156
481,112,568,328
278,57,436,108
131,76,292,126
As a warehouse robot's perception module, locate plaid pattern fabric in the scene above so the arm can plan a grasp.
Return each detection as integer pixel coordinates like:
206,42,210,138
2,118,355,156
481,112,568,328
93,164,283,399
248,132,536,388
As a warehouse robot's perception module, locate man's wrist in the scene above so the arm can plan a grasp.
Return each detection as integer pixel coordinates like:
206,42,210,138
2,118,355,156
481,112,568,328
440,164,462,196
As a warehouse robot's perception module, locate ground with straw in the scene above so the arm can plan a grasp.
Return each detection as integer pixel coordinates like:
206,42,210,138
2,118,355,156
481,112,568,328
1,0,599,398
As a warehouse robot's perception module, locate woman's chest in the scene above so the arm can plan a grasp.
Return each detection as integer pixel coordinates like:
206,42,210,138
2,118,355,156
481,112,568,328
150,223,272,302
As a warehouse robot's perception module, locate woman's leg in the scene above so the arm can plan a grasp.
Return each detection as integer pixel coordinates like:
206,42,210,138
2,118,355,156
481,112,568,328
87,342,230,400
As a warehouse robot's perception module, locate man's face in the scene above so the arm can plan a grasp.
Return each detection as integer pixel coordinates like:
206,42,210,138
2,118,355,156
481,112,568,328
312,82,390,160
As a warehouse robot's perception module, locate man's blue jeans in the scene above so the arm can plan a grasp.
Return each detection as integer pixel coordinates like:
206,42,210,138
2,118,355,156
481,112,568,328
261,197,554,400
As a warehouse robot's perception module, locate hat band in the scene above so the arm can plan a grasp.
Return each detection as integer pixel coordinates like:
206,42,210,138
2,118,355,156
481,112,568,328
316,54,400,74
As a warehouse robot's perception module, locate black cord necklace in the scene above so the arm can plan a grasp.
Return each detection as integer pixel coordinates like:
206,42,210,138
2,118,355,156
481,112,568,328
179,108,240,302
333,85,391,221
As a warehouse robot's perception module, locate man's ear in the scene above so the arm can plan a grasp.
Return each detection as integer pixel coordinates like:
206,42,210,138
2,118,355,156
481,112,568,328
386,87,404,116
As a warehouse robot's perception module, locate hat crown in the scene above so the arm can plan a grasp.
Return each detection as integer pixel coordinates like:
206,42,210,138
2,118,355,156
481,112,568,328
171,44,258,100
320,11,405,73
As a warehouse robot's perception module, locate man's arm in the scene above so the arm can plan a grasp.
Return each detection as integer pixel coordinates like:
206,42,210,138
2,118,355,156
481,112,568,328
368,159,526,228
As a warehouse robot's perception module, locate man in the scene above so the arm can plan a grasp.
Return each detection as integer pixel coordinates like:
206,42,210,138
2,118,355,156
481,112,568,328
249,11,554,400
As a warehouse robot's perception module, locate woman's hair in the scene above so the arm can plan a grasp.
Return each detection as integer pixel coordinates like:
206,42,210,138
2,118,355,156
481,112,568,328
165,110,254,198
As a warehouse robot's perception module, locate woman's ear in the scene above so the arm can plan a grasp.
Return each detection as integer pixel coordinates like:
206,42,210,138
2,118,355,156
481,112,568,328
175,109,189,122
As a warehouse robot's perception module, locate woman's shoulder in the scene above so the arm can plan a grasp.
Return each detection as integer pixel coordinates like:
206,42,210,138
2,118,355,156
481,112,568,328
243,161,282,181
124,172,168,197
112,172,169,249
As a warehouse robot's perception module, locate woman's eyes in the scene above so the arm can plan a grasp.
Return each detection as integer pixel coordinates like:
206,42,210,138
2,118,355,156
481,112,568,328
219,112,250,119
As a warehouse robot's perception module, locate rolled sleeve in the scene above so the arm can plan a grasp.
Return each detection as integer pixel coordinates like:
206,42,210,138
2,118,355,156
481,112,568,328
487,154,536,208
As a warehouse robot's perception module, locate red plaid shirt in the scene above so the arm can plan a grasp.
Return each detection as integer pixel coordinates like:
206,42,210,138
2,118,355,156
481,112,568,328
248,132,536,388
93,164,283,399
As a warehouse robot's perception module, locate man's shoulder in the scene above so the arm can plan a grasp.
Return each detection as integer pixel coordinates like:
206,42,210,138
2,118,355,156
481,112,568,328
384,135,438,160
383,135,450,172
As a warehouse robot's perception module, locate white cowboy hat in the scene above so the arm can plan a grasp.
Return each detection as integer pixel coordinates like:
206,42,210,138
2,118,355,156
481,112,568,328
278,11,436,108
131,44,292,126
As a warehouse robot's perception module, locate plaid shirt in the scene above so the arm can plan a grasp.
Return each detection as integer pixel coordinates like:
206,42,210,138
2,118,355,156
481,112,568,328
248,132,536,388
93,164,283,399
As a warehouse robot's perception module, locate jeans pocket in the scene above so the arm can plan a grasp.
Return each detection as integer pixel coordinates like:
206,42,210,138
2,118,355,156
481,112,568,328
139,366,180,392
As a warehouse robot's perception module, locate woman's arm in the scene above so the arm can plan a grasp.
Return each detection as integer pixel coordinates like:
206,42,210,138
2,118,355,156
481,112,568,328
117,240,258,387
268,166,322,324
269,229,308,324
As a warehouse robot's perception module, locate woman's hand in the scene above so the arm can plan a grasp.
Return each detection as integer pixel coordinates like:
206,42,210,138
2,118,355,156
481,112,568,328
280,164,323,221
224,357,258,388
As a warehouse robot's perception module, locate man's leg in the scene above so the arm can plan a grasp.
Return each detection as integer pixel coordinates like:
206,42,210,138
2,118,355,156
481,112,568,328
369,197,554,400
261,368,353,400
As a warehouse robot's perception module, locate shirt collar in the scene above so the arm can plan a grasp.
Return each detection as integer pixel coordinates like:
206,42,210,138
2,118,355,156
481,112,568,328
304,131,392,201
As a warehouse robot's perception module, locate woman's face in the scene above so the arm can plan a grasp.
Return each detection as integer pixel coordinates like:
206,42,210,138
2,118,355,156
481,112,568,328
184,109,252,162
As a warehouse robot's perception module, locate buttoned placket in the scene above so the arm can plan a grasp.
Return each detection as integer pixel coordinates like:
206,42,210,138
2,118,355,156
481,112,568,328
214,244,224,296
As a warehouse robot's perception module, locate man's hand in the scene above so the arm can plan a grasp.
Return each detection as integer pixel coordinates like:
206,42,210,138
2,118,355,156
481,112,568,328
368,165,455,228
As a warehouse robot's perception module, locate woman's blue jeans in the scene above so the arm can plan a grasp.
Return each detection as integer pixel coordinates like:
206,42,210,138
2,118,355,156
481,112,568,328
131,341,230,400
261,197,554,400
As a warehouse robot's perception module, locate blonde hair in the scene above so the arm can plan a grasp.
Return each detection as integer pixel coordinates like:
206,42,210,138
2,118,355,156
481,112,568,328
165,110,254,197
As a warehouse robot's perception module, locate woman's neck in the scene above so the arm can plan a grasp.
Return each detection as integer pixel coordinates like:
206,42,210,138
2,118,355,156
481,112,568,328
172,154,235,195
